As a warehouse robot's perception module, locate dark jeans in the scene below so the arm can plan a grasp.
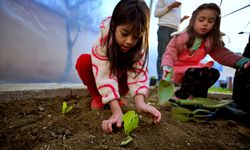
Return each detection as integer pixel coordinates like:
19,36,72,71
156,26,177,80
175,67,220,99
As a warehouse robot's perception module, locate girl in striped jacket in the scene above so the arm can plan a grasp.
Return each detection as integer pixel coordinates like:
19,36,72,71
76,0,161,134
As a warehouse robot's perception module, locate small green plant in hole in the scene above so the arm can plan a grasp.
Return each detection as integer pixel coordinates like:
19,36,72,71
62,101,74,114
121,110,139,146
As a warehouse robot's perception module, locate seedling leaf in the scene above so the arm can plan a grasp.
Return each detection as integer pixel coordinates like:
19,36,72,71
121,135,133,146
122,110,139,135
62,101,68,114
66,105,73,113
62,102,73,114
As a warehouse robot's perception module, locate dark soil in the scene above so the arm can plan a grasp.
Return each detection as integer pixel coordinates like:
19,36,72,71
1,88,250,150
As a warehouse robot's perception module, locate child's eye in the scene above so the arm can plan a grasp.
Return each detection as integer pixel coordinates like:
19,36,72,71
208,19,215,23
121,32,129,37
198,18,205,22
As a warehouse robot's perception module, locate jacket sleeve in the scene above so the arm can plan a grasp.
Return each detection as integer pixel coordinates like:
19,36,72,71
161,36,179,68
127,53,149,98
208,47,243,69
91,47,120,104
154,0,170,17
91,17,120,104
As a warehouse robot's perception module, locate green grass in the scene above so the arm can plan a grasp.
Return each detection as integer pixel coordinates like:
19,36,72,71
208,87,232,94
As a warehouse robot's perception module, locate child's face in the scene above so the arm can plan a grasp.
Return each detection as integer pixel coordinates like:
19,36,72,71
115,23,142,53
193,9,217,37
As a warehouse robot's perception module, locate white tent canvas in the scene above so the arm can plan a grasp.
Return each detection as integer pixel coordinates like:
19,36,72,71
0,0,249,83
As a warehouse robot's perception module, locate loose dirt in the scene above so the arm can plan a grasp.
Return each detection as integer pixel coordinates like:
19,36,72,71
1,88,250,150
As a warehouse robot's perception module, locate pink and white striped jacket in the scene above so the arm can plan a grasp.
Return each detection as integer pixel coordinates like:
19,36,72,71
91,17,149,104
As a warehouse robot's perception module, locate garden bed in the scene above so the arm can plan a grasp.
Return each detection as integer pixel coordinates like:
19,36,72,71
0,88,250,150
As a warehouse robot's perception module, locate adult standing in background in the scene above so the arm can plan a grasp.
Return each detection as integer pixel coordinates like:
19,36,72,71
154,0,189,81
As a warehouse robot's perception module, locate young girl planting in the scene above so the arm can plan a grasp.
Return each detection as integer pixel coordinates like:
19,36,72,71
161,3,250,99
76,0,161,134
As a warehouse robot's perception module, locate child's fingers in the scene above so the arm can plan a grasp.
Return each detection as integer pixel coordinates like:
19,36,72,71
244,61,250,69
142,105,161,124
102,120,108,133
162,71,168,79
116,118,122,128
102,120,113,134
107,120,113,133
151,108,161,124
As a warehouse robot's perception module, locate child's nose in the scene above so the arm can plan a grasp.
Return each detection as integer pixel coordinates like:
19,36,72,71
125,36,134,45
203,20,209,26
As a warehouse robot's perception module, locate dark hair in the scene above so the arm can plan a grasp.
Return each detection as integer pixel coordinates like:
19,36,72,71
106,0,150,76
186,3,223,50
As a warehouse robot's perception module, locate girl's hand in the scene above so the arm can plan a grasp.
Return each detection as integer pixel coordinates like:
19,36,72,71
102,100,123,134
243,61,250,69
162,71,168,79
134,95,161,124
162,66,172,79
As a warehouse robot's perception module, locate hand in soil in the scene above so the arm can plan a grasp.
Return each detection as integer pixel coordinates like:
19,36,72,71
134,95,162,124
102,112,123,134
136,102,161,124
102,100,123,134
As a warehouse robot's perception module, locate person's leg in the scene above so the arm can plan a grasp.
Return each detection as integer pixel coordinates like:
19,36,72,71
75,54,103,109
233,68,250,112
191,68,220,98
175,67,220,99
156,26,176,81
175,68,198,99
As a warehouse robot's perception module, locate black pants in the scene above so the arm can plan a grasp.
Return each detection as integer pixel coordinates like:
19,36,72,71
233,67,250,112
175,67,220,99
232,35,250,112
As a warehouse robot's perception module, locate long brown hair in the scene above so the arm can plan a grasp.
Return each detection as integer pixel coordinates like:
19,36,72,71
106,0,150,76
186,3,223,50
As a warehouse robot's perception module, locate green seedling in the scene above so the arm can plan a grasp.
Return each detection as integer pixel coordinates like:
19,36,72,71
120,135,134,146
122,110,139,134
121,110,139,146
62,101,74,114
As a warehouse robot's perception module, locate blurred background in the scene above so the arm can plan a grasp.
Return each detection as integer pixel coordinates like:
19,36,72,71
0,0,249,84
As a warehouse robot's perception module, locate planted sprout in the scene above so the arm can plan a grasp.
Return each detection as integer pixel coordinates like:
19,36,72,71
62,101,74,114
121,110,139,146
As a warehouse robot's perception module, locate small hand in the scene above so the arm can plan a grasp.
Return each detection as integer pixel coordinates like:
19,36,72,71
136,103,161,124
243,61,250,69
102,112,123,134
162,66,172,79
102,100,123,134
162,71,169,79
